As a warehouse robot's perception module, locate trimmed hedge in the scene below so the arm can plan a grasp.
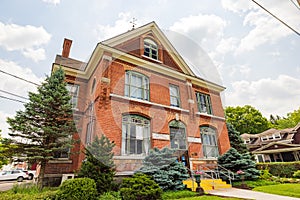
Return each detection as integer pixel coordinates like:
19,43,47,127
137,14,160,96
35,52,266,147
257,161,300,178
55,178,98,200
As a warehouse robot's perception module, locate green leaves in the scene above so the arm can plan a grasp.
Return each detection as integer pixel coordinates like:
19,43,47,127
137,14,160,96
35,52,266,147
225,105,269,134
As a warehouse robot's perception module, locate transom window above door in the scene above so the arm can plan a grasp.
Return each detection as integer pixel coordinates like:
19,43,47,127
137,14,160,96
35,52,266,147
125,71,149,101
144,38,158,60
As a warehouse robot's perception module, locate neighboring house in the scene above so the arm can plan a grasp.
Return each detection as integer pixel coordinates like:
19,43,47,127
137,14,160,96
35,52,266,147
241,122,300,162
47,22,230,179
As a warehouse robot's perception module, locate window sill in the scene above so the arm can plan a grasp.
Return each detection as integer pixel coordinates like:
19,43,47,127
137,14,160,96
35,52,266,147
114,155,146,160
142,55,162,64
49,159,72,164
110,93,190,113
196,112,225,121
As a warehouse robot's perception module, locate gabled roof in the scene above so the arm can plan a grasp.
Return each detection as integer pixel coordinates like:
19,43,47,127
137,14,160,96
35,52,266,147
102,21,195,76
253,141,300,154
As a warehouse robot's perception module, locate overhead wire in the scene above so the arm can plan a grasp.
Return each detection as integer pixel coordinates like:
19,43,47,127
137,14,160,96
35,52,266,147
251,0,300,36
0,89,29,100
290,0,300,11
0,95,26,104
0,69,40,86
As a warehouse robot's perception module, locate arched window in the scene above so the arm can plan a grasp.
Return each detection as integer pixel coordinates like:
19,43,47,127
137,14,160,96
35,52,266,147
144,38,158,60
125,71,149,101
169,120,187,150
122,115,150,155
200,126,219,158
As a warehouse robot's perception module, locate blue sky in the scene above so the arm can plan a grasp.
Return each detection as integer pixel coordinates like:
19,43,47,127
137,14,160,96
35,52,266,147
0,0,300,137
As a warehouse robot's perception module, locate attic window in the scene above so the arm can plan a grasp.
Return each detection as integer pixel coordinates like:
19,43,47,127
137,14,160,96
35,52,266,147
144,38,158,60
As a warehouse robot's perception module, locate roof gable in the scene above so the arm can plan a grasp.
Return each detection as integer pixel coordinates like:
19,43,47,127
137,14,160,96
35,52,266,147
102,21,195,76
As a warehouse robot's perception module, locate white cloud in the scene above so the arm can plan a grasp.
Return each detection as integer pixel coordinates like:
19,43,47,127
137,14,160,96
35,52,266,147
216,37,239,55
221,0,255,13
225,75,300,117
96,12,134,41
170,14,227,48
236,10,291,53
42,0,60,5
22,48,46,62
0,59,43,138
0,22,51,61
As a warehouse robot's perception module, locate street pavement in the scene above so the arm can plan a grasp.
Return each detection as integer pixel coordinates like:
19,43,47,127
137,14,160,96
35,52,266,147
208,188,299,200
0,180,32,192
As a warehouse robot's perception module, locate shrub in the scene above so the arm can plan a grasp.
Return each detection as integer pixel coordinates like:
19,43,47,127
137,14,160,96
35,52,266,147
120,173,162,200
55,178,97,200
294,170,300,178
218,148,260,180
98,191,121,200
257,162,300,178
78,135,116,194
137,147,189,191
259,169,273,180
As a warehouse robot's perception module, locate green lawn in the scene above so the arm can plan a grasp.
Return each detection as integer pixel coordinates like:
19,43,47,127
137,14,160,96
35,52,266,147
253,183,300,198
171,196,241,200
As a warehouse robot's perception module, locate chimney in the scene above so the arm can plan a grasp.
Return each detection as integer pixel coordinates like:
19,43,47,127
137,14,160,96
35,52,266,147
62,38,72,58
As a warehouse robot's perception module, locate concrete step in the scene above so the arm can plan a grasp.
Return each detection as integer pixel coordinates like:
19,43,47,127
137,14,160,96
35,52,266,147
183,178,231,192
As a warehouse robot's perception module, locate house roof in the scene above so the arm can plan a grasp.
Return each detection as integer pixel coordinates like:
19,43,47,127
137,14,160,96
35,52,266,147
52,21,226,92
253,141,300,154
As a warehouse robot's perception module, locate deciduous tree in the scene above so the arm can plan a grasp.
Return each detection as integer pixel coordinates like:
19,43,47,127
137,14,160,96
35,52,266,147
225,105,269,134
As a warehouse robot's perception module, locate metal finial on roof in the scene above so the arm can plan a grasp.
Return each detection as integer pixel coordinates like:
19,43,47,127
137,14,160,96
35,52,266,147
130,17,137,30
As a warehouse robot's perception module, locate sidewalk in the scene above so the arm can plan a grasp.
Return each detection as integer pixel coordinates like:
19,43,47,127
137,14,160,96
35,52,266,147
207,188,299,200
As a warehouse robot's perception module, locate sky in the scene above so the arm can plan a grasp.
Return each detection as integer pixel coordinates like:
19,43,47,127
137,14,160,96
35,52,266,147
0,0,300,137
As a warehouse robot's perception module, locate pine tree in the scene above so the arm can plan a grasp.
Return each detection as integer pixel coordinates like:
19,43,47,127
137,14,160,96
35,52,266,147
78,135,116,194
138,147,189,191
7,67,76,187
218,148,260,180
226,122,248,154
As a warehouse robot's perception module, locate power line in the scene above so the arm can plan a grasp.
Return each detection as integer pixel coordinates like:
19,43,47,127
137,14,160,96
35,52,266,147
0,95,26,104
0,89,29,100
251,0,300,36
290,0,300,11
0,69,40,86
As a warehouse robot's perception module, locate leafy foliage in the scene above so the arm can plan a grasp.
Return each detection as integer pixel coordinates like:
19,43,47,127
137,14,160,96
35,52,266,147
257,161,300,178
6,68,76,187
269,107,300,129
293,170,300,178
226,123,248,154
120,173,162,200
55,178,97,200
218,148,259,180
225,105,269,134
78,135,116,194
137,147,189,191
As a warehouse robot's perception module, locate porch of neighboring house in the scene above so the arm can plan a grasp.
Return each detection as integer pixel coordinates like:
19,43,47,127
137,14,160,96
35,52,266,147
253,146,300,162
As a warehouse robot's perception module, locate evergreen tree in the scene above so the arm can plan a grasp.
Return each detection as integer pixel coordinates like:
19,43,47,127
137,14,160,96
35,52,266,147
78,135,116,194
218,148,259,180
138,147,189,191
7,68,76,187
226,122,248,154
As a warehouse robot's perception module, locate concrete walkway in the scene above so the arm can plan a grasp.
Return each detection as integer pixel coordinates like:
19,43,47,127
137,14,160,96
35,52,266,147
207,188,299,200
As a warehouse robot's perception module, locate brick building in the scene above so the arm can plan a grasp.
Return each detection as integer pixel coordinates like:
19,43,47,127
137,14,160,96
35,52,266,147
49,22,230,177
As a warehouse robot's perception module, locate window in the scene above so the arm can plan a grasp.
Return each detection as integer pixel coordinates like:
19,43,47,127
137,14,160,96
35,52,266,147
169,85,180,107
195,92,213,114
125,71,149,101
273,133,281,139
85,103,94,145
66,84,79,108
53,148,70,159
169,121,187,150
261,136,268,141
144,38,158,60
122,115,150,155
201,126,219,158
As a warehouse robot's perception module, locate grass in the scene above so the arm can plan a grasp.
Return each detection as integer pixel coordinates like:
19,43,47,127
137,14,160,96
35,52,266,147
253,183,300,198
0,183,57,200
162,190,242,200
232,179,279,189
168,196,242,200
